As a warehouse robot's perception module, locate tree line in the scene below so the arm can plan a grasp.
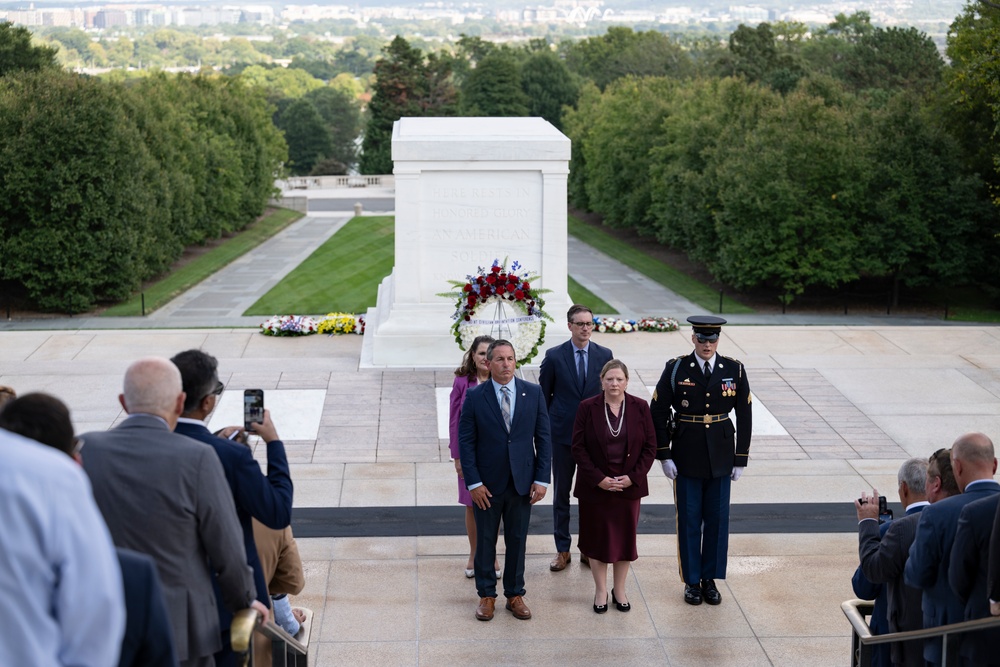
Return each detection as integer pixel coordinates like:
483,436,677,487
361,11,1000,305
0,23,286,312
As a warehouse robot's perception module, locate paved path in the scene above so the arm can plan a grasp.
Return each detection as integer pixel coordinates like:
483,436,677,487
0,197,959,330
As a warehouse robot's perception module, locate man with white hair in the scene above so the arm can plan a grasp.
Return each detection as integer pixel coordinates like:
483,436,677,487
82,357,266,667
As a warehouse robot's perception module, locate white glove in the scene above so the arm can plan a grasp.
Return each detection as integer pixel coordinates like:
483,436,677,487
731,467,745,482
661,459,678,480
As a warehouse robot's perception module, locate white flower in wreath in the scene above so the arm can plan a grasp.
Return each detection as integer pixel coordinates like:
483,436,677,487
458,296,543,364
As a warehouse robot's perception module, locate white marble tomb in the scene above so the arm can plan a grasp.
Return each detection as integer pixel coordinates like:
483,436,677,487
364,117,573,367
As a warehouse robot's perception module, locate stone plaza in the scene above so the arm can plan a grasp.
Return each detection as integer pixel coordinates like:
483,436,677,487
4,318,1000,665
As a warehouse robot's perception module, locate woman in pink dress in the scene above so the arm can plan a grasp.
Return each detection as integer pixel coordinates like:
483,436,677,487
572,359,657,613
448,335,500,577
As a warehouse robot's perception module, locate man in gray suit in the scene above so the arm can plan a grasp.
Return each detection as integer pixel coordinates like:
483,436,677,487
82,357,266,667
856,455,943,667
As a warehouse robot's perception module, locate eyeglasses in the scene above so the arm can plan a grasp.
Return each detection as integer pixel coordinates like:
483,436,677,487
694,335,719,344
571,321,594,328
202,380,224,402
72,437,85,456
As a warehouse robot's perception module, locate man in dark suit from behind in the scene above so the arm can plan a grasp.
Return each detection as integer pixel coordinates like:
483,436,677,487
170,349,293,667
538,304,613,571
949,449,1000,667
855,455,937,667
905,433,1000,666
460,339,552,622
81,357,266,667
0,391,177,667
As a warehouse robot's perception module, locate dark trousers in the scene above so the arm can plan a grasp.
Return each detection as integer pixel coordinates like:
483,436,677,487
551,441,576,552
674,473,731,585
473,480,531,599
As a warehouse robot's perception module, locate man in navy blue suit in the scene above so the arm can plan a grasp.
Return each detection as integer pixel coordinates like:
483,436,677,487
170,350,293,667
460,339,552,621
538,304,613,571
854,456,933,667
905,433,1000,666
949,458,1000,666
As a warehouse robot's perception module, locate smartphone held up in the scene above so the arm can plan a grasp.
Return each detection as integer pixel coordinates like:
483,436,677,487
243,389,264,431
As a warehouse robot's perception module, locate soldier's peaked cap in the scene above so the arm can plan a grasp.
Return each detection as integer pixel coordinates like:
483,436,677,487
687,315,727,339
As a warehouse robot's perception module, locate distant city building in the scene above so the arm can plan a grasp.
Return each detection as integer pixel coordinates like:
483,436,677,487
93,9,130,28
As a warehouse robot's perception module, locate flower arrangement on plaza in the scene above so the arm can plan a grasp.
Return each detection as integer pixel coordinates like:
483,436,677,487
318,312,365,335
259,315,319,337
593,316,637,333
438,258,552,366
259,313,365,336
591,316,681,333
637,316,680,332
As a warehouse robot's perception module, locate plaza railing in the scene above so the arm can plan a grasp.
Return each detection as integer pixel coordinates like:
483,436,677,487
842,598,1000,667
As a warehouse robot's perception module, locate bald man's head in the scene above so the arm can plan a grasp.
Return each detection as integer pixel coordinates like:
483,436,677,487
951,432,997,492
120,357,185,426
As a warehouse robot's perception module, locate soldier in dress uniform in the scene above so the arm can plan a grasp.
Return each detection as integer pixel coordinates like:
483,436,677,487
649,315,752,606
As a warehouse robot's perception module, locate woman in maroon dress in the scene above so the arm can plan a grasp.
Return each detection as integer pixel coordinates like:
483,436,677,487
448,335,500,578
572,359,657,613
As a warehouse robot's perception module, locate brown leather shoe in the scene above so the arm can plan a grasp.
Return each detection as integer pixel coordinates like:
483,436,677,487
475,597,495,621
549,552,571,571
580,553,590,567
505,595,532,620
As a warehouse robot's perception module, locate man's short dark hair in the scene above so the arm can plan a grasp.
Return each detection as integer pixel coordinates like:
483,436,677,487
567,304,593,322
170,349,220,413
487,339,516,361
0,392,75,455
929,448,960,497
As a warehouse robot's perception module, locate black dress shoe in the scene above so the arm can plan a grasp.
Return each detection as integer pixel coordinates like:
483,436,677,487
684,584,703,605
611,588,631,612
593,592,608,614
701,579,722,605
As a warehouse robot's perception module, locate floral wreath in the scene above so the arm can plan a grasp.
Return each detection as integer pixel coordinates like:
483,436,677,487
438,259,552,367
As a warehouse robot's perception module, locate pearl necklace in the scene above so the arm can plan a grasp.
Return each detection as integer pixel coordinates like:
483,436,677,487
605,399,625,437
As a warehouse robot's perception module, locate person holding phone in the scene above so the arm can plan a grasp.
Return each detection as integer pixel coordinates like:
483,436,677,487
170,350,293,667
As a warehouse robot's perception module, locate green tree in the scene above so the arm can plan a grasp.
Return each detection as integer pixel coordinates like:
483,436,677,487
303,85,362,171
566,76,678,233
706,86,868,302
240,64,324,103
0,70,165,311
564,27,694,90
360,36,457,174
842,27,943,95
277,98,331,175
720,23,805,93
461,50,529,116
0,21,58,75
856,93,991,303
520,50,579,129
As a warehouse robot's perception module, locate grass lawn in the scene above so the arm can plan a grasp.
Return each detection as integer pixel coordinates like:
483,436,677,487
102,208,303,317
245,215,394,315
567,214,753,314
567,276,617,315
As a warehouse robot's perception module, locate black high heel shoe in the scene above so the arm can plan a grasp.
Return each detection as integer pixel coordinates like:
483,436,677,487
611,588,631,612
593,592,609,614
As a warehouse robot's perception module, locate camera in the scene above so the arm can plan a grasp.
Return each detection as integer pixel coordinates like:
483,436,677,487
858,495,894,524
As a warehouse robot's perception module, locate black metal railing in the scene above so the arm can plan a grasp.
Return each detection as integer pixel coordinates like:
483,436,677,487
842,598,1000,667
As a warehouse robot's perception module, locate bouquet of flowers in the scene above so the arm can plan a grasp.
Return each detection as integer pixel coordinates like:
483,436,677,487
439,259,552,366
259,315,319,337
594,316,638,333
318,312,365,335
637,317,680,332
